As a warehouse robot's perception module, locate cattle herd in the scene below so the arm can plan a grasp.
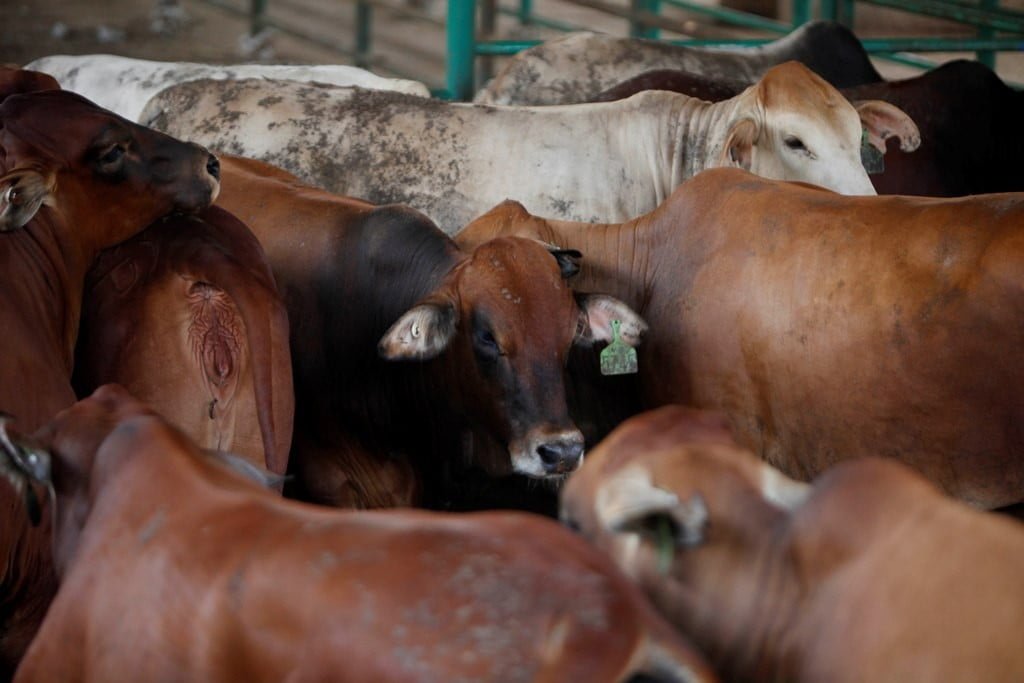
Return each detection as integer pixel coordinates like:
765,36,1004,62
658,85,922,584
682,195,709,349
0,18,1022,683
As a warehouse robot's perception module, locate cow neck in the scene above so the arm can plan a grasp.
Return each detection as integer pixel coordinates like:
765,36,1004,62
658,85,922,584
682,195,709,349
676,89,756,182
686,512,808,683
543,216,655,313
5,211,85,382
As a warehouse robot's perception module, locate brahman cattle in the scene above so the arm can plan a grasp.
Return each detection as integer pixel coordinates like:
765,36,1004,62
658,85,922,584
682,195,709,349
25,54,430,121
457,168,1024,508
560,406,1024,682
592,59,1024,197
214,155,644,511
474,20,881,105
3,385,716,683
0,82,220,675
73,206,293,475
143,63,917,232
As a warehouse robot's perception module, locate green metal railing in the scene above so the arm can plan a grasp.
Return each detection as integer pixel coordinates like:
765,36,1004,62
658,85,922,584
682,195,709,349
444,0,1024,99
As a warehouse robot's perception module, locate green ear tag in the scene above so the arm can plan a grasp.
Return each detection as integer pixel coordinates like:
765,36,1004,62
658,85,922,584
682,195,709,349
860,128,885,175
600,319,639,376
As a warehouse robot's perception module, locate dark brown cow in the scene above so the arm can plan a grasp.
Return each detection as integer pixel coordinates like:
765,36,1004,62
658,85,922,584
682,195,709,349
561,406,1024,682
457,168,1024,509
0,82,220,675
216,156,644,512
73,205,293,475
591,60,1024,197
3,385,716,683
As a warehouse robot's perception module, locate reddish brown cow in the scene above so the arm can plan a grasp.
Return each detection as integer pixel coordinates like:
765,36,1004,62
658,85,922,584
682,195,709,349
2,385,716,683
561,406,1024,682
0,82,220,675
457,168,1024,508
215,156,645,513
591,60,1024,197
74,205,293,475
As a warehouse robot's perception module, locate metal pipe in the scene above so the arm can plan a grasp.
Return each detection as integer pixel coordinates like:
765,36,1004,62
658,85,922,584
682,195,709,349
447,0,477,101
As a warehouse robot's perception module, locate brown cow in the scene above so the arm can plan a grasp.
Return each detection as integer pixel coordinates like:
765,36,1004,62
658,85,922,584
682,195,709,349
560,405,1024,682
73,205,293,475
591,60,1024,197
0,83,220,675
3,385,716,683
215,155,645,513
457,168,1024,509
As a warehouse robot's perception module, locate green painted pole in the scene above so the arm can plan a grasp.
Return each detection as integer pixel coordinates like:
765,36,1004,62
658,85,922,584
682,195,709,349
447,0,476,101
250,0,268,35
979,0,997,69
355,1,372,68
630,0,662,38
792,0,811,27
519,0,534,24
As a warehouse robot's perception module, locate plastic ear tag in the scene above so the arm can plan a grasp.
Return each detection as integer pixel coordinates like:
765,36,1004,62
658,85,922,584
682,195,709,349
600,319,638,376
860,128,885,175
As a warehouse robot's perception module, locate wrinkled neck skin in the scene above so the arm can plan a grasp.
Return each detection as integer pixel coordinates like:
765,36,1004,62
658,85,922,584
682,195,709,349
675,89,758,181
540,215,662,313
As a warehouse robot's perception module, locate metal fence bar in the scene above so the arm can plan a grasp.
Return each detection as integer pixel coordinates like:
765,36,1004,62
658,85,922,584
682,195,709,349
355,1,373,67
447,0,477,100
860,0,1024,31
979,0,997,67
631,0,662,37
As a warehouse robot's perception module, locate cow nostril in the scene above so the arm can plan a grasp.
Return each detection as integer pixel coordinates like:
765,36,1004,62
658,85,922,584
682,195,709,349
537,440,584,471
206,155,220,181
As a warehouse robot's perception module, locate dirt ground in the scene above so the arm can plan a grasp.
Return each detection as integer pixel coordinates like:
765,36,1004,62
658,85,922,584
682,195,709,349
3,0,1023,95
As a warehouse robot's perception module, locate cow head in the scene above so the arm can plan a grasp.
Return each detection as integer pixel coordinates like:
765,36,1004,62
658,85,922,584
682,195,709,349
560,406,809,656
720,61,919,195
0,89,220,252
379,236,645,479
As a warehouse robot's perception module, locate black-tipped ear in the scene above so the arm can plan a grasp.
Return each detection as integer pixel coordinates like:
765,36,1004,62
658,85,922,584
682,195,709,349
549,248,582,279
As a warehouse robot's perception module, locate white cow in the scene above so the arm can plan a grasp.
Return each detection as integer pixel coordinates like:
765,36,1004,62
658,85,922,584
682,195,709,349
141,61,918,234
25,54,431,121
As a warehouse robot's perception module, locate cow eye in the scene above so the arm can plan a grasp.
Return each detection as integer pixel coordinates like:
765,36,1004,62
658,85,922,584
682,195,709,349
96,144,126,172
783,136,806,152
473,327,501,357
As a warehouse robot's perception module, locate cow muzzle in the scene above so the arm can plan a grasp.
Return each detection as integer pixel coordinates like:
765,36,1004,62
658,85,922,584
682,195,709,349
0,414,52,526
511,429,585,479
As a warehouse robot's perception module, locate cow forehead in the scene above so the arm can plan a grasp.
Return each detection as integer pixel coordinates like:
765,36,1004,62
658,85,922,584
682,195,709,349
758,63,855,130
458,239,577,333
0,91,134,155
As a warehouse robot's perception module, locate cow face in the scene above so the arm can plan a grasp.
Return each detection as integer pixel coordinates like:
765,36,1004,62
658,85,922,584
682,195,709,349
721,62,917,196
380,237,644,479
0,90,220,250
560,406,809,635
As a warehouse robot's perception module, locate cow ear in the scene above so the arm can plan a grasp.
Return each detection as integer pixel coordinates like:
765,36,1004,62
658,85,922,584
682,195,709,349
378,299,459,361
597,466,708,548
720,118,759,171
548,246,582,279
855,100,921,154
0,168,51,231
575,293,647,347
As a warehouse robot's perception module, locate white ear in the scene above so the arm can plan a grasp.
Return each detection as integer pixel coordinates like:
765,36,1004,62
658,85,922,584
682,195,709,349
597,466,678,532
597,465,708,547
855,100,921,153
759,463,811,510
0,168,51,232
718,118,759,171
577,294,647,347
378,301,457,360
